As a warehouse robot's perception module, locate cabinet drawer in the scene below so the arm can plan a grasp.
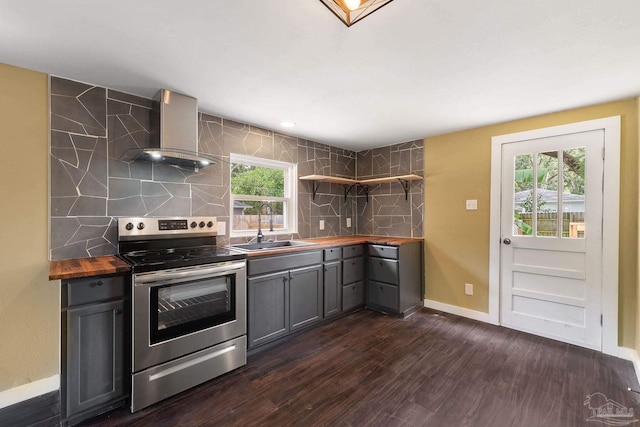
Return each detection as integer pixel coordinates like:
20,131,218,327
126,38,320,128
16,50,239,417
342,257,364,285
342,244,363,258
368,244,398,260
367,258,399,285
64,275,126,307
248,251,322,276
342,281,364,311
323,247,341,262
367,281,399,312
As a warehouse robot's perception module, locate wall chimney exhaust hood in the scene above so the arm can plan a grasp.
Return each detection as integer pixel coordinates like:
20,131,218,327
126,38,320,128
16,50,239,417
122,89,217,170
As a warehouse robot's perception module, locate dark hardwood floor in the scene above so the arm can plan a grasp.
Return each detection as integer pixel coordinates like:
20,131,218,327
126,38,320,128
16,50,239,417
81,308,640,427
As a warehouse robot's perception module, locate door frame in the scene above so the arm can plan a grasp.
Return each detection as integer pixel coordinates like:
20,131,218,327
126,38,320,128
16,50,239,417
488,116,620,356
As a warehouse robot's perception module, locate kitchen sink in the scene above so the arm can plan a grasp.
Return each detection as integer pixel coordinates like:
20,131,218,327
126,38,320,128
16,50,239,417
229,240,316,252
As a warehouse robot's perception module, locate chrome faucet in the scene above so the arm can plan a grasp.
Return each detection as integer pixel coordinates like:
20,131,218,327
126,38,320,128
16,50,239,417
256,202,273,243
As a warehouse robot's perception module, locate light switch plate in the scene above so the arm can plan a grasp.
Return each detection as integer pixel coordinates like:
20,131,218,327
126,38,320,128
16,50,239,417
217,221,226,235
466,199,478,210
319,220,325,230
346,218,352,228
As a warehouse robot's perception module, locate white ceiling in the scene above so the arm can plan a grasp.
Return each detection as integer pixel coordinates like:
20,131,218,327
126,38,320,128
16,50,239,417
1,0,639,151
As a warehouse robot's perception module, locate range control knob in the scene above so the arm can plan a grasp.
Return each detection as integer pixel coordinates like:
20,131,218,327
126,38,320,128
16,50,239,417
125,222,134,231
137,222,145,230
207,221,214,228
190,221,197,228
199,221,205,228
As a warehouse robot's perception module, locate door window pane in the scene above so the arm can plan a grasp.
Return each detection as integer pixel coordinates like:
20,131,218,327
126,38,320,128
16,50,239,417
536,151,559,237
562,147,586,239
151,276,235,344
513,154,534,236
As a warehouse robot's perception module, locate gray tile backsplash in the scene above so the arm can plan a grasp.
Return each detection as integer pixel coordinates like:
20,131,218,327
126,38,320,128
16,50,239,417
355,141,424,238
49,77,424,260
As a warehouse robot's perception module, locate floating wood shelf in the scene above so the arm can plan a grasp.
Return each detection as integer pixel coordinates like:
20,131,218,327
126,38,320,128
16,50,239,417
358,174,423,185
299,175,358,200
299,174,422,201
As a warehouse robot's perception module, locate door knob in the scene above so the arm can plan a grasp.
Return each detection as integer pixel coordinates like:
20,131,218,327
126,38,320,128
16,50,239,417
503,238,511,245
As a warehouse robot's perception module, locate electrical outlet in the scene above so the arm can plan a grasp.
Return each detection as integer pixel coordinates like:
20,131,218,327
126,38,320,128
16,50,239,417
465,283,474,295
466,199,478,210
346,218,352,228
217,221,226,235
319,220,325,230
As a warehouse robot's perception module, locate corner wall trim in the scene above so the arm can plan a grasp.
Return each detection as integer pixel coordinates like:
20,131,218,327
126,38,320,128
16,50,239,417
423,299,498,325
0,374,59,409
617,347,640,388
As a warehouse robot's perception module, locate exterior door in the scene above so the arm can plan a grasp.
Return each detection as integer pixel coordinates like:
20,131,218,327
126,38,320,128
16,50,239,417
500,129,604,350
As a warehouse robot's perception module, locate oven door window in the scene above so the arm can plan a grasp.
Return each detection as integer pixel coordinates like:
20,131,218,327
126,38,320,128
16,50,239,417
150,274,235,345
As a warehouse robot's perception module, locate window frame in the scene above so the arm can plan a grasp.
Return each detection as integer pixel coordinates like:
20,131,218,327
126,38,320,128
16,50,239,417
229,153,298,238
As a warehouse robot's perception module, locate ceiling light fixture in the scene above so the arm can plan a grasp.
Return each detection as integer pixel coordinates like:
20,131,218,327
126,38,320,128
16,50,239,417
344,0,361,11
280,121,296,128
319,0,395,27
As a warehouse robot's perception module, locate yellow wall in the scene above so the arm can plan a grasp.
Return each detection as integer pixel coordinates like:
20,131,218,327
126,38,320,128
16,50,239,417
637,96,640,356
424,99,639,348
0,63,57,391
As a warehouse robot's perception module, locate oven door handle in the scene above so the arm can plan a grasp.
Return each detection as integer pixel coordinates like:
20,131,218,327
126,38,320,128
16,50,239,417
134,261,246,287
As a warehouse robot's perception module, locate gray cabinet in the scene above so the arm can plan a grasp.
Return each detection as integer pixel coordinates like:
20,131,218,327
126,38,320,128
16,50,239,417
247,251,323,349
248,271,289,348
290,265,323,331
341,245,365,311
323,260,341,318
366,242,423,317
342,280,365,311
62,274,128,426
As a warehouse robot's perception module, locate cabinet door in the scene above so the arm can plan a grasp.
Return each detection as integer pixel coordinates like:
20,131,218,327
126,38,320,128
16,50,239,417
248,272,290,348
342,257,364,285
66,300,124,417
289,265,323,331
367,280,399,312
368,258,399,284
342,281,365,311
323,261,342,318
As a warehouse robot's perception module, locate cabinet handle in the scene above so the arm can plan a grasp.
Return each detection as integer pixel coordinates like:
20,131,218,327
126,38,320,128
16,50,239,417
352,286,356,290
380,287,383,291
94,280,103,287
352,261,356,265
324,268,328,272
114,309,122,315
379,261,383,265
283,277,287,284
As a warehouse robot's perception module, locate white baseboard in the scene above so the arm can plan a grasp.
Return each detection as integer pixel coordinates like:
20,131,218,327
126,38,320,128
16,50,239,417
0,375,59,409
617,347,640,388
423,299,498,325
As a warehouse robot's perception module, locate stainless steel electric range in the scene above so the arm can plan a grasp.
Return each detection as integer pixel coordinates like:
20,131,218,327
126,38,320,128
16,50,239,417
117,216,247,412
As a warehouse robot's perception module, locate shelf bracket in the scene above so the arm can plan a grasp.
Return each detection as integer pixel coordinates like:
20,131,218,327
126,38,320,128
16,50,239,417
361,184,370,203
397,178,411,200
311,180,321,201
343,184,355,201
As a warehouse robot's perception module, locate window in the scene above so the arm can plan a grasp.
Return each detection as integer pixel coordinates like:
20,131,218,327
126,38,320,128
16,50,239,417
230,153,297,237
512,147,585,239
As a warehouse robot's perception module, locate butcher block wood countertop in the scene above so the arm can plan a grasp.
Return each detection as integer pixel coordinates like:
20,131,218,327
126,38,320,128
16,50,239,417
49,255,131,281
244,235,422,257
49,236,423,279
